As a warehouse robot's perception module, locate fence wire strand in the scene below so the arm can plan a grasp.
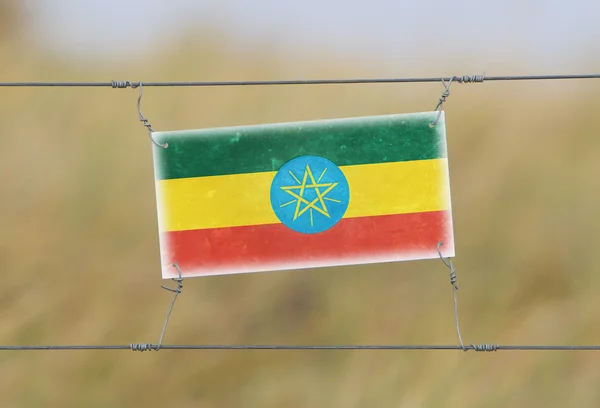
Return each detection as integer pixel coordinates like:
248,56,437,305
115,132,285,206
0,73,599,88
0,344,599,352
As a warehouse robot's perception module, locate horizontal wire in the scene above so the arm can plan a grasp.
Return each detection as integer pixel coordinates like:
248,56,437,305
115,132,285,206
0,74,599,88
1,344,600,351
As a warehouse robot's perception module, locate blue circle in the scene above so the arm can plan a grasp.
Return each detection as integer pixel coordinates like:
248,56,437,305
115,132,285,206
270,155,350,234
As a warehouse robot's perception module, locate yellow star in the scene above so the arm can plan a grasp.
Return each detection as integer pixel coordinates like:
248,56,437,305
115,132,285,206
279,164,340,226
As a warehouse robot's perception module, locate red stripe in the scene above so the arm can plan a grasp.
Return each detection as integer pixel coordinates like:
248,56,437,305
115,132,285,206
159,211,454,277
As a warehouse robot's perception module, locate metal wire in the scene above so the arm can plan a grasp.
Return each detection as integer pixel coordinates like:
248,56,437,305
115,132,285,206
0,73,599,87
156,263,184,350
436,242,467,351
430,78,453,127
136,82,167,148
0,344,599,351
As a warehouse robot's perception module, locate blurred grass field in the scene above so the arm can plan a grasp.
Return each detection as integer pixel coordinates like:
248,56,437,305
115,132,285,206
2,3,600,407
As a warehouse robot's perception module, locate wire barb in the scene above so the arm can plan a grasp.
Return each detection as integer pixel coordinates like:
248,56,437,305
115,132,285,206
136,82,167,148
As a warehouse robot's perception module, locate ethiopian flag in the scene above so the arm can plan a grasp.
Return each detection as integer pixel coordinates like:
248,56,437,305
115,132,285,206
152,111,454,279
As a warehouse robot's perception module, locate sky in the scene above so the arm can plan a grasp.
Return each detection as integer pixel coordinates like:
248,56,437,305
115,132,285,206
19,0,600,72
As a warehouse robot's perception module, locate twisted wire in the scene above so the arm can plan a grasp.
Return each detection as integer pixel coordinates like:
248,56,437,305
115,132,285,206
111,80,138,89
156,263,184,350
436,243,500,353
456,74,485,83
135,82,167,148
429,77,455,127
437,242,466,350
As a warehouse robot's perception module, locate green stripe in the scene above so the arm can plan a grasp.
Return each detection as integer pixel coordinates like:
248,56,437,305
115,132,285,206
153,111,447,180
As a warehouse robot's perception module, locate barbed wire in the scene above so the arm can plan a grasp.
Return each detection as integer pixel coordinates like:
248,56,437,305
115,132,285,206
0,73,598,88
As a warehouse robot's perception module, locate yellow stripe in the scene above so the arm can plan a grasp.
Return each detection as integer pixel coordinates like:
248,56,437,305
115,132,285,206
156,159,451,232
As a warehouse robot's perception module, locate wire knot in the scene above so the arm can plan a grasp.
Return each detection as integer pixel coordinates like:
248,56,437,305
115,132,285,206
434,86,451,112
437,242,457,290
135,82,167,148
111,80,138,89
139,117,153,134
161,263,184,294
439,88,450,103
456,74,485,83
449,267,457,288
130,343,155,352
430,78,454,127
470,344,499,352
